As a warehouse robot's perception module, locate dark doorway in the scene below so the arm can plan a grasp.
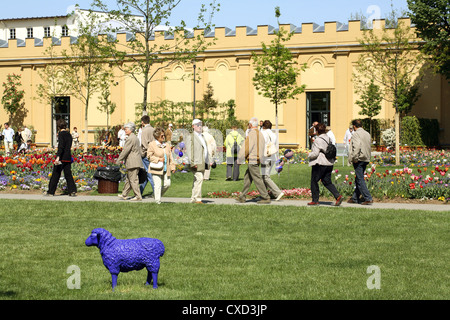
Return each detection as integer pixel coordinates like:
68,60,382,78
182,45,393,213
306,92,330,148
52,97,70,147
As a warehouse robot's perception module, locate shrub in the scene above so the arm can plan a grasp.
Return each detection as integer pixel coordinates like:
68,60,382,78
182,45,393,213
418,118,440,147
401,116,424,146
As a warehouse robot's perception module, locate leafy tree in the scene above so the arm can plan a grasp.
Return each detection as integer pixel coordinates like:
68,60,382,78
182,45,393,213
55,8,117,152
407,0,450,80
197,82,218,121
92,0,220,112
356,79,382,138
2,74,25,125
353,18,425,165
252,6,307,143
97,81,117,131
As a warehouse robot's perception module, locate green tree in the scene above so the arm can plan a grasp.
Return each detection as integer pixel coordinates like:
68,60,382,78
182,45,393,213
36,36,72,108
2,74,25,125
353,18,425,165
92,0,220,113
55,8,117,152
407,0,450,80
97,80,117,131
197,82,218,121
356,79,382,138
252,6,307,143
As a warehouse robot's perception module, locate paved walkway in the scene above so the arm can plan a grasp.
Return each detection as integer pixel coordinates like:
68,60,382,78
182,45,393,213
0,193,448,212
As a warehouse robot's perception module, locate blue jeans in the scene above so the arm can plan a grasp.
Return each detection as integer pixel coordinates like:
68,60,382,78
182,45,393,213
351,161,372,202
140,157,154,195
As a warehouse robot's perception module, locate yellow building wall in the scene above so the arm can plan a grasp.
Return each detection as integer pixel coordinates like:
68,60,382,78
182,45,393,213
0,18,449,148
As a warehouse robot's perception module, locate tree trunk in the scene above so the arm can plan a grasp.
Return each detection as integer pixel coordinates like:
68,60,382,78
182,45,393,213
84,100,89,154
395,111,400,166
275,102,279,154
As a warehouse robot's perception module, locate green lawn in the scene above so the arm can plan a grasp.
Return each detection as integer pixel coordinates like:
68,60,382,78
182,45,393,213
122,162,357,199
0,199,448,300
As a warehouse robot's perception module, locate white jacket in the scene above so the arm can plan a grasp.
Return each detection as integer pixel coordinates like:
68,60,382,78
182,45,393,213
308,134,335,167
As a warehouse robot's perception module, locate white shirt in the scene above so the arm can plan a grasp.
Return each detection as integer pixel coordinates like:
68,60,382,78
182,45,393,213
2,127,14,142
326,130,336,146
343,128,353,146
118,129,126,140
22,127,32,141
261,128,277,146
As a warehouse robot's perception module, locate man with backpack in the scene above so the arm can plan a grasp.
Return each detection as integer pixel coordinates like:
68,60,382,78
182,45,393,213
225,124,244,181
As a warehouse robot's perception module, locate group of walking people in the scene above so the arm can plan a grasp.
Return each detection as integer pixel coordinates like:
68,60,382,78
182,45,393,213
307,119,373,206
43,116,372,207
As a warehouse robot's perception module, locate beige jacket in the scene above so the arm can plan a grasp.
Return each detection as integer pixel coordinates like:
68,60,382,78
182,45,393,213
348,127,372,164
186,132,209,171
308,134,335,166
116,133,144,169
238,128,265,164
140,124,155,157
146,140,176,176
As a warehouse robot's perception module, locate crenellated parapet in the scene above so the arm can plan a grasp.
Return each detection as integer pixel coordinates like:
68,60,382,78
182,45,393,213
0,18,415,55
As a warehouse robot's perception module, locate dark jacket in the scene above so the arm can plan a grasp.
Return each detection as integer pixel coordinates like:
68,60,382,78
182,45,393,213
56,130,73,162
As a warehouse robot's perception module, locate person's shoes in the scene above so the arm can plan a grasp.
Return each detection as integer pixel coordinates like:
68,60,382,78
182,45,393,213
235,196,246,203
129,197,142,202
275,192,284,201
226,177,232,181
69,192,77,197
361,200,373,205
307,201,319,206
43,192,54,197
117,194,128,200
258,198,271,204
347,199,358,204
334,195,344,207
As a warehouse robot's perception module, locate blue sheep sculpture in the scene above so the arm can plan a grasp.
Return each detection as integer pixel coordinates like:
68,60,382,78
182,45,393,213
85,228,165,290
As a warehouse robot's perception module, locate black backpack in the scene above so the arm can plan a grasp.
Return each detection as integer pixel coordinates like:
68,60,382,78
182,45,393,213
319,137,336,160
231,136,240,156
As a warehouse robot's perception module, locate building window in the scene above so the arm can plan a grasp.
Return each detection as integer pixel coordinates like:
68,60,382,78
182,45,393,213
62,25,69,37
27,27,34,38
9,29,16,39
44,27,51,38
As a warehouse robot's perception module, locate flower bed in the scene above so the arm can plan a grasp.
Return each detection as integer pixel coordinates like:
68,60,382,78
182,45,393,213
328,165,450,202
207,188,312,200
0,147,121,193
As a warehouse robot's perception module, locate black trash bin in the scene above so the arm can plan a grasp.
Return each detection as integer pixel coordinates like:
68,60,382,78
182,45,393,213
94,166,123,194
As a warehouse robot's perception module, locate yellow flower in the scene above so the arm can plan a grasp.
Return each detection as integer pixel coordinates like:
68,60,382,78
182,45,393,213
11,185,17,189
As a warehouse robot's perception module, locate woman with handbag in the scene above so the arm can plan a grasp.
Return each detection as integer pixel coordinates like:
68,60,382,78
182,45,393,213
116,122,144,201
307,123,343,206
147,127,176,204
260,120,284,201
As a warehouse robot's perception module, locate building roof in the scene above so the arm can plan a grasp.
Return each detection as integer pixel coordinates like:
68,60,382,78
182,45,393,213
0,15,68,22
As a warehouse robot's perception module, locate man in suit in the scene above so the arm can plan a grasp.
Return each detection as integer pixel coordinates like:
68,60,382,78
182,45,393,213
139,115,155,198
187,119,210,204
116,122,144,201
347,119,373,205
236,117,271,204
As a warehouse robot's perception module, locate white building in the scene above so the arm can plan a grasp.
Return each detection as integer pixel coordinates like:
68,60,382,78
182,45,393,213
0,8,146,47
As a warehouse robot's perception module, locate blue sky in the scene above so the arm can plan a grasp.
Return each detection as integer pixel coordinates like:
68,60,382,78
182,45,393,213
0,0,409,28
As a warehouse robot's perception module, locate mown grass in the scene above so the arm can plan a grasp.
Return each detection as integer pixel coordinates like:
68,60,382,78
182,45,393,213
0,200,448,300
